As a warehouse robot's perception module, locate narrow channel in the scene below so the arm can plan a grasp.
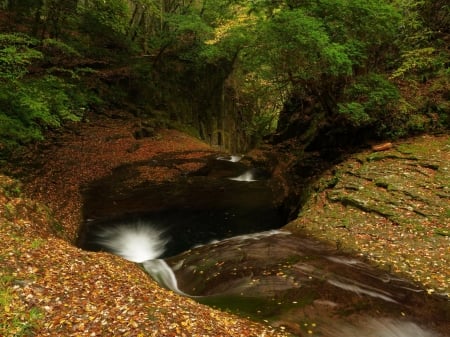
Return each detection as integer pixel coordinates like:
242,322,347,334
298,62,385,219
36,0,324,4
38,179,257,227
77,155,449,337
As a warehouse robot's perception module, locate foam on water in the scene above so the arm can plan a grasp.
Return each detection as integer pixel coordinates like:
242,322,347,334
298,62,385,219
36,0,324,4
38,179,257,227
222,229,291,242
193,229,290,249
94,222,193,295
229,169,257,182
217,155,243,162
95,222,168,263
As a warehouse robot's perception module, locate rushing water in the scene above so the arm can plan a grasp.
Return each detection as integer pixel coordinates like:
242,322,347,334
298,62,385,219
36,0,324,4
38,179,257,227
166,230,449,337
92,222,168,262
78,155,449,337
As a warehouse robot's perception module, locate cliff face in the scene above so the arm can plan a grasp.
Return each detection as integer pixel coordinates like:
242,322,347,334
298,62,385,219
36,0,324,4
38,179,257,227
282,134,450,297
114,58,253,153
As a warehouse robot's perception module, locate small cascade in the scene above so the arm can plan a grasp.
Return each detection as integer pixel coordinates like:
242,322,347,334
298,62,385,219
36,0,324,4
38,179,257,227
93,222,191,296
229,169,257,182
166,231,447,337
142,259,190,296
217,155,243,162
94,222,168,263
79,149,448,337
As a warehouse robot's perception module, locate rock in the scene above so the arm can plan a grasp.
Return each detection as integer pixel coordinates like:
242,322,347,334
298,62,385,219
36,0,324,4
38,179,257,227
285,134,450,297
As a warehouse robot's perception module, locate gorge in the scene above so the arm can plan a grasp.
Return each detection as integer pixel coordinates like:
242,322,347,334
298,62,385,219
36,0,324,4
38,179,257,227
1,1,449,335
75,139,449,337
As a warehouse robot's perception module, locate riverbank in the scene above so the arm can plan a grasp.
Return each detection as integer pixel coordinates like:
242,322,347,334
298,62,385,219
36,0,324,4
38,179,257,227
1,111,448,336
0,111,290,337
284,134,450,297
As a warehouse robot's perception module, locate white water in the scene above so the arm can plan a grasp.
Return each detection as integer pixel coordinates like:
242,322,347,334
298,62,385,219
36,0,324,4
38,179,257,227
93,223,442,337
217,155,243,162
222,229,291,242
95,222,168,263
142,259,190,296
193,229,290,249
94,222,193,296
94,225,288,296
229,169,257,182
328,279,398,303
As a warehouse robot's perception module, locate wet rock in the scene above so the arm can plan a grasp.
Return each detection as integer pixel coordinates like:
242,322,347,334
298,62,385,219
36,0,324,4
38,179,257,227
167,230,449,337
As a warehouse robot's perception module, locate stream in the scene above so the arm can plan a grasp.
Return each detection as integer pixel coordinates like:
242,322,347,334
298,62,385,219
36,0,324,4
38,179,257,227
78,154,449,337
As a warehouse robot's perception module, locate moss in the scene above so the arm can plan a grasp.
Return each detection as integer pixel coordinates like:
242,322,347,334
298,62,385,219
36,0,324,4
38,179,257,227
290,135,450,295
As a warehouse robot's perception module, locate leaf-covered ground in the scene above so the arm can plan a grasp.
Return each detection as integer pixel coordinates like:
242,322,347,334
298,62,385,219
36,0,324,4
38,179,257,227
286,135,450,298
1,111,290,337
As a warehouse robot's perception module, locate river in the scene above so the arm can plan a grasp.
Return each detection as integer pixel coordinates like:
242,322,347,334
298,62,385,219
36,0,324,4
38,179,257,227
77,154,449,337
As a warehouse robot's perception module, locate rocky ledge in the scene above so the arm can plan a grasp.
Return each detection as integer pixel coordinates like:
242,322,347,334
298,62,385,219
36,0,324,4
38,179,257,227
285,134,449,297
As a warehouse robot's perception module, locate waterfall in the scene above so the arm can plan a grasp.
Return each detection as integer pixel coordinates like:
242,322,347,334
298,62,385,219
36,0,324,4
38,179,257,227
229,169,257,182
94,221,192,296
217,155,243,162
94,222,168,263
142,259,190,296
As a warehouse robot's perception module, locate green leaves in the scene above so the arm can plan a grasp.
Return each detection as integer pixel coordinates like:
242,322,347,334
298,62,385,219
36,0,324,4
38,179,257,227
79,0,131,50
338,73,401,134
337,102,370,127
85,0,130,35
0,33,91,154
0,76,84,151
0,33,42,80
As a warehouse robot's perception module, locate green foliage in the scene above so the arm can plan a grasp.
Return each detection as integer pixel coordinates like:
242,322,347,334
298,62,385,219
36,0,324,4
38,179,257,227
391,47,440,79
246,111,279,146
79,0,131,50
337,102,370,127
260,8,353,82
338,74,401,135
155,11,213,60
235,1,401,101
0,31,99,155
0,33,42,80
41,38,81,58
0,0,447,152
390,0,449,80
0,76,86,151
84,0,130,35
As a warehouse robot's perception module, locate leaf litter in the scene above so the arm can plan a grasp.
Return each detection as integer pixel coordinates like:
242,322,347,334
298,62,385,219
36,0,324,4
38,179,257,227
1,111,290,337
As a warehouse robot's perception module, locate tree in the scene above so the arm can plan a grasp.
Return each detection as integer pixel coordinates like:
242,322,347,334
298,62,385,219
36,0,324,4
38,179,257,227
0,33,91,154
228,0,405,141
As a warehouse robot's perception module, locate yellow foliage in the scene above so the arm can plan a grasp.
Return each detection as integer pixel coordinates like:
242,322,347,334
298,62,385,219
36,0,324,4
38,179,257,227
205,5,257,45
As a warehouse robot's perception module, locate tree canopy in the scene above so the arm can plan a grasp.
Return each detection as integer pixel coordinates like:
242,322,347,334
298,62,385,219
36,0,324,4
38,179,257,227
0,0,448,155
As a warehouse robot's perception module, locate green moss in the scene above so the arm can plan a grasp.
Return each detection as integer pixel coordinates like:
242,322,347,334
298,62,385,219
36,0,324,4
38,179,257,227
374,180,389,189
435,228,450,237
0,275,43,337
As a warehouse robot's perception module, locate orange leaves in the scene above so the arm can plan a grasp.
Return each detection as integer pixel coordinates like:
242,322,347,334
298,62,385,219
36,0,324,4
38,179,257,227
1,111,289,337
